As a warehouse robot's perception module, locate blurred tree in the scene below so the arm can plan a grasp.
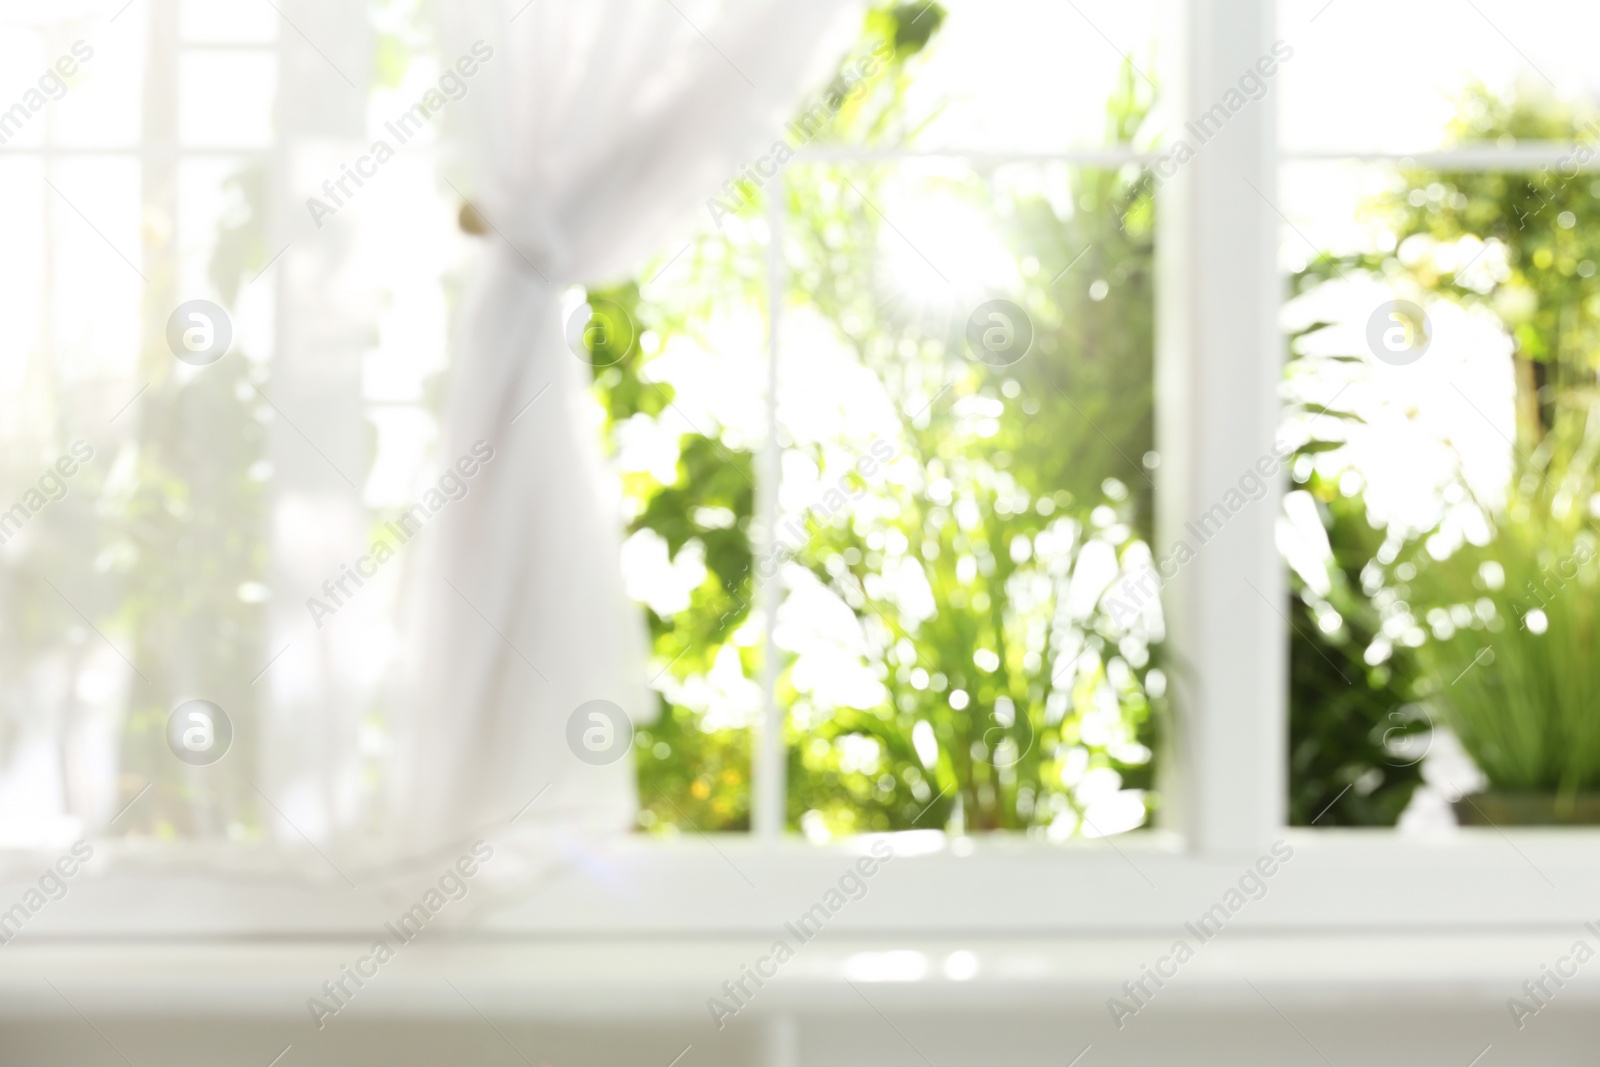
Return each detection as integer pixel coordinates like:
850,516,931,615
1284,469,1428,826
1367,84,1600,446
1286,81,1600,822
587,3,1164,837
1281,297,1431,826
107,5,271,837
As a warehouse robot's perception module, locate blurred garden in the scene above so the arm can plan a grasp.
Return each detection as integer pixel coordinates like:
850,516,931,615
591,2,1162,838
31,0,1600,844
590,3,1600,835
1287,84,1600,825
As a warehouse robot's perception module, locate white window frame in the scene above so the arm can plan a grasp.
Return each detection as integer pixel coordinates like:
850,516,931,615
750,0,1285,848
8,3,1600,1023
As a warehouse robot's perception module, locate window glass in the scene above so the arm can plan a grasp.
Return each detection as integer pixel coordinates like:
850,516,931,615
825,0,1159,153
1,0,1165,847
1280,66,1600,825
180,0,278,45
776,160,1159,840
592,5,1166,839
180,51,275,147
1279,0,1600,153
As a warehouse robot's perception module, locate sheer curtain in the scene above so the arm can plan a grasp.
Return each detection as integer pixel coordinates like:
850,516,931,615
0,0,855,892
384,0,860,862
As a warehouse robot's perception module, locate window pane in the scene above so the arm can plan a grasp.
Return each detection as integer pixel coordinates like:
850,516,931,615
594,158,1163,838
774,160,1159,839
0,15,149,151
0,159,46,396
47,156,144,384
1279,0,1600,153
181,0,278,44
180,50,275,148
7,0,1174,846
598,4,1167,838
815,0,1159,153
1282,144,1600,825
587,211,770,835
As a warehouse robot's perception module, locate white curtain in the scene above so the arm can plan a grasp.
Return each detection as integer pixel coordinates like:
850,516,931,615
385,0,860,862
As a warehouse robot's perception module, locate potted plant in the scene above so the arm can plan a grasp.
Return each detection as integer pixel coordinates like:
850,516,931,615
1385,401,1600,824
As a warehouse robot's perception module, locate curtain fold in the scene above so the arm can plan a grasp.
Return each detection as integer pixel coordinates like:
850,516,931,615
384,0,860,862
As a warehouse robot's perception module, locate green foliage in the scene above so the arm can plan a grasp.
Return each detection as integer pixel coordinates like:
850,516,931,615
588,6,1164,837
209,164,270,306
1281,312,1427,826
786,471,1159,836
1372,83,1600,440
1285,472,1427,826
583,276,761,833
370,0,429,90
828,3,948,148
635,709,753,833
1364,84,1600,798
877,2,944,58
1287,80,1600,814
110,352,271,837
779,148,1160,835
89,149,277,838
1388,403,1600,795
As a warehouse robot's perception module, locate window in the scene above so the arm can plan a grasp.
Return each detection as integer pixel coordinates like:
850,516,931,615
0,0,1309,859
0,1,287,843
10,0,1598,953
1277,0,1600,831
0,0,464,846
593,1,1167,841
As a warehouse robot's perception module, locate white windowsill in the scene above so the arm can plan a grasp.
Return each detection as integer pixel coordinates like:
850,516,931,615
6,829,1598,933
1,827,1595,996
0,929,1587,1020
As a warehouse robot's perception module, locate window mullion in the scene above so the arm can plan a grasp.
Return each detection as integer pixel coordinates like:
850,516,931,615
1156,0,1285,852
753,170,788,838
